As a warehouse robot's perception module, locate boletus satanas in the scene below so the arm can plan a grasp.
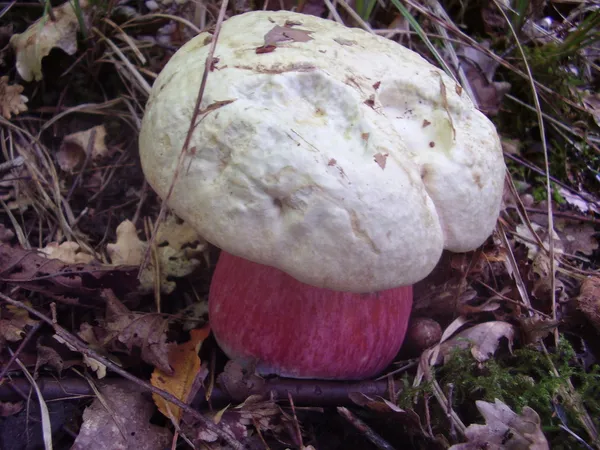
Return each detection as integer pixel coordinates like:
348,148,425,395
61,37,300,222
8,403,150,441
139,11,506,380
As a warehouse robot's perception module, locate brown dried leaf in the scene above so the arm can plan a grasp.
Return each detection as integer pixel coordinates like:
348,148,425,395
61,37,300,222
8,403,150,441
0,76,28,119
437,321,515,364
0,243,137,304
450,399,548,450
54,324,107,378
457,44,511,115
151,327,210,423
0,303,38,349
104,293,172,374
72,381,172,450
39,241,95,264
556,220,599,256
576,276,600,332
264,25,313,47
57,125,108,173
518,316,559,345
107,217,206,294
10,0,90,82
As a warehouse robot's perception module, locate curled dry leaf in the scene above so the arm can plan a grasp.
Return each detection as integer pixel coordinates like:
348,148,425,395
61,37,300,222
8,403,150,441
39,241,95,264
57,125,109,173
10,0,90,82
71,381,172,450
437,321,515,364
0,76,28,119
450,399,549,450
151,327,210,423
576,276,600,332
107,217,206,293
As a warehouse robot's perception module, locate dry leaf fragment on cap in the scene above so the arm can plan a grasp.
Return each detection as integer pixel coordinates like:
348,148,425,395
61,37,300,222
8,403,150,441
450,399,549,450
9,0,89,82
39,241,95,264
151,327,210,423
436,321,515,364
71,381,172,450
57,125,108,173
264,24,313,47
107,217,206,293
0,77,28,119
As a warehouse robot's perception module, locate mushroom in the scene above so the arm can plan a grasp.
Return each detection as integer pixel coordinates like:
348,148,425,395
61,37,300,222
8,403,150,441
139,11,506,379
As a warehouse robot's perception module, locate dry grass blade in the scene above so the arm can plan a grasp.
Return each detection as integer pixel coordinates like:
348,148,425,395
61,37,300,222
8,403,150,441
93,27,151,95
12,354,53,450
124,13,203,35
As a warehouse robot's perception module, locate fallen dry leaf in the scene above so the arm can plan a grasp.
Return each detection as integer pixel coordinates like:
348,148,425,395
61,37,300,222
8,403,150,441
151,327,210,423
555,219,599,256
457,43,511,115
0,302,39,350
576,276,600,332
107,217,206,293
54,324,108,378
0,76,28,119
0,243,137,304
39,241,95,264
71,381,172,450
450,399,549,450
57,125,109,173
103,292,172,374
437,321,515,364
10,0,90,82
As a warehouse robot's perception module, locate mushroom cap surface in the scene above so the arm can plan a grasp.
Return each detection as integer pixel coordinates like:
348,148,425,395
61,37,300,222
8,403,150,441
139,10,506,292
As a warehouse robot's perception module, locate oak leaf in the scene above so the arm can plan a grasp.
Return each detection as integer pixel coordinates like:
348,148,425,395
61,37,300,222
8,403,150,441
0,77,28,119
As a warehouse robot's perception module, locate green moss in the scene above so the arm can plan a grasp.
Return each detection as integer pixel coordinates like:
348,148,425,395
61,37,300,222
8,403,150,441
435,337,600,448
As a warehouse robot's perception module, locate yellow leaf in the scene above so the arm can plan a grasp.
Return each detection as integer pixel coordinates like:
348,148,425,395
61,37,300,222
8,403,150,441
150,327,210,423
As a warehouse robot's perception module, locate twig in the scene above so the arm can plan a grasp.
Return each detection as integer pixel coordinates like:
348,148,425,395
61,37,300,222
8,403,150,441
287,392,304,448
337,407,397,450
139,0,230,277
0,293,243,449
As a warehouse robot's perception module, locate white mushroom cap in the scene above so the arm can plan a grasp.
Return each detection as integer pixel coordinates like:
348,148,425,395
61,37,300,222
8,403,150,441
139,10,506,293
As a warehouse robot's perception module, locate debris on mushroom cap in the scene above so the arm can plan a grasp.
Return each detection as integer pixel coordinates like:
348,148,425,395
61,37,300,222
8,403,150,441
139,11,506,293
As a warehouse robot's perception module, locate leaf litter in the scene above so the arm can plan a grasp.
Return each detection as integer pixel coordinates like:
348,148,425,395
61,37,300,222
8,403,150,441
0,0,599,448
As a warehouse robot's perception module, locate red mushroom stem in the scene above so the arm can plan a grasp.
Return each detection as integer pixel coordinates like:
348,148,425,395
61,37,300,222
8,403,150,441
209,251,413,380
